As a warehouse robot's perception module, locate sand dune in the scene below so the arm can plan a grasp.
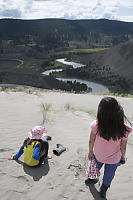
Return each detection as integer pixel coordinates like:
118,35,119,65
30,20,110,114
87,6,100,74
0,90,133,200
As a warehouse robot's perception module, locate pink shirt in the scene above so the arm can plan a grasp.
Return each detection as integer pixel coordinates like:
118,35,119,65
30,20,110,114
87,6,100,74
91,120,132,164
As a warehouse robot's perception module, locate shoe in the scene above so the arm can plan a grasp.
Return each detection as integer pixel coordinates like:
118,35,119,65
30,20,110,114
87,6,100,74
85,178,98,185
44,136,52,141
53,144,66,156
99,183,109,199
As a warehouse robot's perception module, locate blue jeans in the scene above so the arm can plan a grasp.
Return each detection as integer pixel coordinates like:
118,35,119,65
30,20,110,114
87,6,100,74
94,156,119,186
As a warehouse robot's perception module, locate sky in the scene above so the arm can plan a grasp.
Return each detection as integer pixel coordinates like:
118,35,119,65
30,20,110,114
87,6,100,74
0,0,133,22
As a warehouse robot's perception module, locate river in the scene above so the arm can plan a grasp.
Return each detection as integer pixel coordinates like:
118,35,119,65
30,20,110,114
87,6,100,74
42,58,109,93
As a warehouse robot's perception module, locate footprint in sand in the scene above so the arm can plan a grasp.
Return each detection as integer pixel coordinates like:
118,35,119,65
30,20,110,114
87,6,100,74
10,175,32,192
0,148,13,153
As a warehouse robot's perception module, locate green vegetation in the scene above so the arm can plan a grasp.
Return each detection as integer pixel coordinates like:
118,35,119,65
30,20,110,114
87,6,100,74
0,59,20,72
41,60,68,71
54,48,107,56
0,52,130,94
50,65,130,94
0,57,45,73
66,80,87,93
0,18,133,94
0,18,132,51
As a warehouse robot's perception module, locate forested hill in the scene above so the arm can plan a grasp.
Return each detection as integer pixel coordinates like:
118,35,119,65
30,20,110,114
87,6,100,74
1,18,133,50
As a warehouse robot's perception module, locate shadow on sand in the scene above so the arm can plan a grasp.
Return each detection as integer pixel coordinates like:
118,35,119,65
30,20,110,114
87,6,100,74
16,159,50,181
86,183,104,200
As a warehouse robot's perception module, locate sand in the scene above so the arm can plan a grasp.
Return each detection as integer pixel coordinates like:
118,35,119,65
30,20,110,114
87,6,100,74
0,90,133,200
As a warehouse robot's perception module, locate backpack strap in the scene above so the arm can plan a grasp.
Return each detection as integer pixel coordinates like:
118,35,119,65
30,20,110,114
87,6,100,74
32,141,40,148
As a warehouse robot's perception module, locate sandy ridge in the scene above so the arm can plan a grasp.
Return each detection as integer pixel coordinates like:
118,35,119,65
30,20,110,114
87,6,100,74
0,91,133,200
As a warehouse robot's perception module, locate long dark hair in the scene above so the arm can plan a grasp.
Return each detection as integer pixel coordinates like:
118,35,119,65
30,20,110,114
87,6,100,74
97,97,128,141
24,138,33,147
23,138,44,151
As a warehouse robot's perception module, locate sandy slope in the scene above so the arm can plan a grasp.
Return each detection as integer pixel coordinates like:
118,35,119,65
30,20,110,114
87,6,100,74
0,90,133,200
83,40,133,81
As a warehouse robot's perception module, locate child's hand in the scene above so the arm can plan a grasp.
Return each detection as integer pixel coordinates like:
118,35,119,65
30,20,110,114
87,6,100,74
8,155,14,160
120,157,126,164
88,152,94,160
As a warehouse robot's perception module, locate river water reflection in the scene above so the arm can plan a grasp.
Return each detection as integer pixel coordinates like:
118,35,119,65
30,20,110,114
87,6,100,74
42,58,109,93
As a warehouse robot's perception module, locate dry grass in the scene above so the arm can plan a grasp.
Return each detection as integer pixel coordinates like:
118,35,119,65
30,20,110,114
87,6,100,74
64,102,75,111
40,102,52,123
64,102,96,117
78,107,96,117
0,86,41,96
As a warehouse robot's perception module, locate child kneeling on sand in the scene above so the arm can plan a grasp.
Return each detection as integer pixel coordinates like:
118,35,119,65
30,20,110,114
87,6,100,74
8,126,52,166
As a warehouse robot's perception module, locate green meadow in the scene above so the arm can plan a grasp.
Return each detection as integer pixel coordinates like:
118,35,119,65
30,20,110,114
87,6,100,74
0,59,20,72
54,48,107,55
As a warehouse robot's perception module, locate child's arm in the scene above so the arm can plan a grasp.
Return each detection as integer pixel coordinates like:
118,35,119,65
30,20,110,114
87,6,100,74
120,139,127,162
8,145,24,160
33,144,42,160
88,131,96,160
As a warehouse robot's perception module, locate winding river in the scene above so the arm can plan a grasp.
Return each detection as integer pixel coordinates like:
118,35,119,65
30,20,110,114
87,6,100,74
42,58,109,93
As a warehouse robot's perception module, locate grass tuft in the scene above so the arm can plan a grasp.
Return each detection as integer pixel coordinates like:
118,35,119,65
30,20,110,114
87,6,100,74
64,102,75,111
64,102,96,117
40,102,52,123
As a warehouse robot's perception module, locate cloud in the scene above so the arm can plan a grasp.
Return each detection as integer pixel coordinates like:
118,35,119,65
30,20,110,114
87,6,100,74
1,9,21,18
0,0,133,22
33,0,52,1
102,12,116,20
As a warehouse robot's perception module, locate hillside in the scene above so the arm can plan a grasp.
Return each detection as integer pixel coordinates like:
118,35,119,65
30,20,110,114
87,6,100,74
1,18,133,52
81,40,133,81
1,18,133,93
61,40,133,93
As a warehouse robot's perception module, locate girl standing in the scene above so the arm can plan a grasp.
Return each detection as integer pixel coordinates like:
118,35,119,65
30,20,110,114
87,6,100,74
86,97,132,199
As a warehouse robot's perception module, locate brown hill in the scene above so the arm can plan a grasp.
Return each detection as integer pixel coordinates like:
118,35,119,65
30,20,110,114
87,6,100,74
0,72,67,90
83,40,133,81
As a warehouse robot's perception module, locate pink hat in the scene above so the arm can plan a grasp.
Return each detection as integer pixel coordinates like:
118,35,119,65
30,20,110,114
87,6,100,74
86,159,100,179
28,126,47,140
